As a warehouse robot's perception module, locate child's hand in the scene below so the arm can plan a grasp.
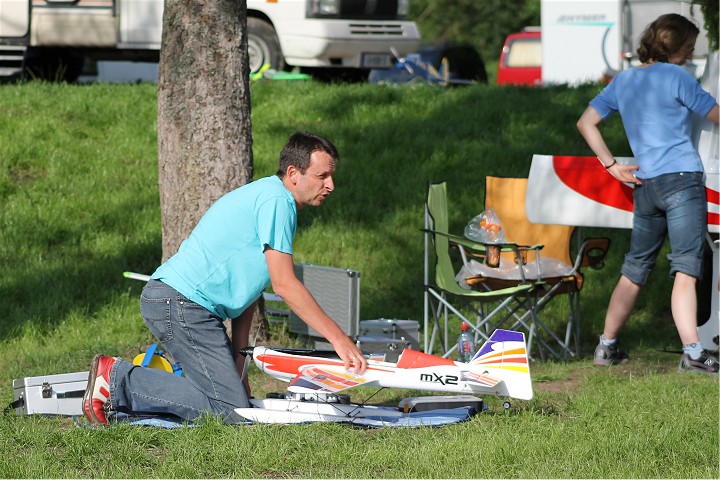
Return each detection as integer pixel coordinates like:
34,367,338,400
609,163,642,185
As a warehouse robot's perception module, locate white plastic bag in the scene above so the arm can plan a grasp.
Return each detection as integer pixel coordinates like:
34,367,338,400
464,209,506,244
456,257,574,288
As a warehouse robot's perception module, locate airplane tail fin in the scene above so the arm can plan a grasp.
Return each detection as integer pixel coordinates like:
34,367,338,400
468,329,533,400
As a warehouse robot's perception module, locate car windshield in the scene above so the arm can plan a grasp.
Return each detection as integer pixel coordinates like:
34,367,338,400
506,39,542,67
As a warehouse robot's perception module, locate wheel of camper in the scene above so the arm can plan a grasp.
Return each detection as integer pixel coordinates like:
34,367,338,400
247,17,285,74
23,48,84,83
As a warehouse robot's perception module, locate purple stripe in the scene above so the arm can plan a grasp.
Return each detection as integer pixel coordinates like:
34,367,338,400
475,329,524,357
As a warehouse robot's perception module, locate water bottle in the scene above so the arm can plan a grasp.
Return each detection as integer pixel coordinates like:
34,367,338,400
457,322,476,363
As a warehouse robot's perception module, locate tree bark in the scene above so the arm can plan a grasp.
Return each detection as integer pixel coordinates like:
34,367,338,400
158,0,253,260
157,0,269,343
224,295,268,347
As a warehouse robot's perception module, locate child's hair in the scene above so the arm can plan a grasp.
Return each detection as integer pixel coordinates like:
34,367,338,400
637,13,700,64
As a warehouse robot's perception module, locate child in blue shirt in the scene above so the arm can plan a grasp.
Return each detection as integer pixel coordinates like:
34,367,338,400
577,13,719,373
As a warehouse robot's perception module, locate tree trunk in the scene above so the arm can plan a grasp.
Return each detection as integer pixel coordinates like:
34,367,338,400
157,0,269,343
223,295,268,347
158,0,253,259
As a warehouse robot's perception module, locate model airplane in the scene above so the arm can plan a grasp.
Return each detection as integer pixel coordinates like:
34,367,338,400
372,47,476,86
241,329,533,401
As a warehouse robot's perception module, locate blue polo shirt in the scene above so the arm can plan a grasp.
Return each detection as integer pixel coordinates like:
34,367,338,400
590,62,717,179
152,175,296,319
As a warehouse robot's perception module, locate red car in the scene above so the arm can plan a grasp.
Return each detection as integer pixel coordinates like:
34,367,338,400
497,29,542,87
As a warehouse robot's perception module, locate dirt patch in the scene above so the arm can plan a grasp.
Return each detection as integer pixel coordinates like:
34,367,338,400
532,352,680,396
533,368,586,395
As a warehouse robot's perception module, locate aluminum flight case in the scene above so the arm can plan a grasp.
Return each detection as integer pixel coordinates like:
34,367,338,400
12,371,88,416
289,264,360,339
359,318,420,350
398,395,484,414
356,336,412,363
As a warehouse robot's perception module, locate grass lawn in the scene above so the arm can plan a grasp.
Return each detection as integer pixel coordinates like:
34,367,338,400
0,80,717,478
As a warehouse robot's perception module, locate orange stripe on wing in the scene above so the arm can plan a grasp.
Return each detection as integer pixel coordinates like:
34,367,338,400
475,347,527,362
257,352,342,374
464,371,502,386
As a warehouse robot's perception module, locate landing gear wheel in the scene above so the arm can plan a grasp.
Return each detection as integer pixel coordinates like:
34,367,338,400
503,401,512,410
247,17,285,74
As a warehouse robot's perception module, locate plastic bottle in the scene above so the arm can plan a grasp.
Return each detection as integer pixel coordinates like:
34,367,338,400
457,322,476,363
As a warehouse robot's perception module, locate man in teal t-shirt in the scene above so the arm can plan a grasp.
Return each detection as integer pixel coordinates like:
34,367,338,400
152,174,297,320
82,132,369,425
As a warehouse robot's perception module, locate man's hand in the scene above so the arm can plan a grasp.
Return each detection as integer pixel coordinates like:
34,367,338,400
331,337,368,375
265,248,368,375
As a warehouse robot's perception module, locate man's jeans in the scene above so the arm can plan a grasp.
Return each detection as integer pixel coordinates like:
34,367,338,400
621,171,706,285
108,279,249,423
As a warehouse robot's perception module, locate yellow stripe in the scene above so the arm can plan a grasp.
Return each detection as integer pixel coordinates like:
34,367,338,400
481,363,529,373
499,365,529,373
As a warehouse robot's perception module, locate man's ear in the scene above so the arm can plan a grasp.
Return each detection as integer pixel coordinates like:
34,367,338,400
286,165,299,184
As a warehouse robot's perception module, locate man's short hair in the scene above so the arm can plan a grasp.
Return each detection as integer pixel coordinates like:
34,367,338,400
276,132,339,178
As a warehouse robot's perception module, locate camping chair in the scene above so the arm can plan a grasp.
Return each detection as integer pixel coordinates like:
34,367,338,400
423,182,539,358
459,177,610,357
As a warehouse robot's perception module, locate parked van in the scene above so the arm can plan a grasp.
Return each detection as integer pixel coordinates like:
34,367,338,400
0,0,421,82
540,0,707,85
496,28,541,87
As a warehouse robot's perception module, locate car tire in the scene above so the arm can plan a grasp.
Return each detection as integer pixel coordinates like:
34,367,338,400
247,17,285,74
445,46,487,84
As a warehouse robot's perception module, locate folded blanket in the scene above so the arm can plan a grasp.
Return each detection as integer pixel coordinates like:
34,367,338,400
87,406,475,428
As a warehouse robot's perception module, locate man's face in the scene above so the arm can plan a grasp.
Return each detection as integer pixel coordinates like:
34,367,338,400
291,150,336,208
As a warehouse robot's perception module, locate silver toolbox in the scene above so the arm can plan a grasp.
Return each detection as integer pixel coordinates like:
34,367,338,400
12,371,88,416
289,264,360,339
356,336,412,363
359,319,420,351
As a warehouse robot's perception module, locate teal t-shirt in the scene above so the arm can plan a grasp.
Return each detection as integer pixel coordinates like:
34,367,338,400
152,175,296,319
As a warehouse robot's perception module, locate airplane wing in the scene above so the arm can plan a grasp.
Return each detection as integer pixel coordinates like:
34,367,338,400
288,366,374,393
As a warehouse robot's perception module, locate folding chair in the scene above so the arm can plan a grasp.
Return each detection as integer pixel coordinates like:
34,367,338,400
423,182,538,358
460,177,610,357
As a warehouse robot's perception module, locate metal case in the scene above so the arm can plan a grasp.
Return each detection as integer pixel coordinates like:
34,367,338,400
12,371,88,416
356,336,412,363
289,264,360,339
359,318,420,350
398,395,484,414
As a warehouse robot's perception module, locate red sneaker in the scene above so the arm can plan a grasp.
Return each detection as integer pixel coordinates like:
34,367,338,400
82,355,117,425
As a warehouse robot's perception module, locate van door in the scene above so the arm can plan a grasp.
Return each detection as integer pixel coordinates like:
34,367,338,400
0,0,30,38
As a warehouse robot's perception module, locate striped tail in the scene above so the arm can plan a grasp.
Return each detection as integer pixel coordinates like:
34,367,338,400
469,329,533,400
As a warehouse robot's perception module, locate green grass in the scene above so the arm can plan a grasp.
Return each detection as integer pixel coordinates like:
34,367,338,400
0,80,717,478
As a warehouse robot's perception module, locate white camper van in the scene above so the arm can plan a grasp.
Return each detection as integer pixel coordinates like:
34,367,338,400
0,0,421,82
541,0,710,85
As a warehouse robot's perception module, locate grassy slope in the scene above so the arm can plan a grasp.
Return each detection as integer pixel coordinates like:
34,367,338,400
0,81,716,478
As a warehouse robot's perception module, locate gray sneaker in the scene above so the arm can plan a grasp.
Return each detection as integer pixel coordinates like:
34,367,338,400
593,342,629,366
678,350,719,374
